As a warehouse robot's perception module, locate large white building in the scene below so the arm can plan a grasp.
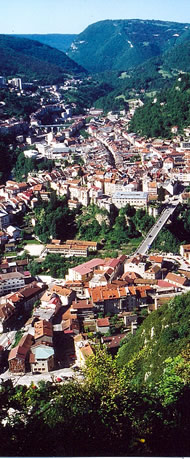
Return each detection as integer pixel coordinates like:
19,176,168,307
112,191,148,209
0,272,26,296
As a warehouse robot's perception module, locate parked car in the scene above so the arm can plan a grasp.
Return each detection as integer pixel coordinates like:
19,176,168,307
72,364,80,371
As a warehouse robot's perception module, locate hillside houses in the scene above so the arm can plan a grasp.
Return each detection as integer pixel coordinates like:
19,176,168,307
1,79,190,381
2,245,190,376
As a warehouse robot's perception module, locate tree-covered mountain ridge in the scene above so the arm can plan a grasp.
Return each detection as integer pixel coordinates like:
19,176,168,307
14,34,76,53
0,34,86,84
129,72,190,137
117,290,190,388
67,18,190,73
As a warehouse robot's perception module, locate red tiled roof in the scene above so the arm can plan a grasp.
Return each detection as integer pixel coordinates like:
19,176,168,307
97,318,110,327
89,285,127,303
72,258,104,275
165,273,187,286
157,280,177,288
72,299,93,309
102,333,127,349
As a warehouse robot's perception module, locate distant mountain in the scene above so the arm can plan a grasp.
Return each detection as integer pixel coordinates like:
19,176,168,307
0,35,86,84
14,34,76,53
67,19,190,73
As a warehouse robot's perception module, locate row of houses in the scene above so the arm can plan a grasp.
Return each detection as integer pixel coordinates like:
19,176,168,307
8,320,54,374
2,243,190,374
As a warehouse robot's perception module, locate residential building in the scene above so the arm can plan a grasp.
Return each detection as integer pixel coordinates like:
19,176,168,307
34,320,53,345
0,301,15,332
30,344,54,373
66,258,104,282
164,272,189,288
74,334,94,367
0,272,26,296
96,317,110,334
112,191,148,209
180,244,190,262
8,333,33,374
46,243,88,258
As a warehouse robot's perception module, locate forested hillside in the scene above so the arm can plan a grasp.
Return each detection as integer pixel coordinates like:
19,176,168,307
0,35,86,83
0,292,189,457
15,34,76,53
129,73,190,137
117,291,190,386
94,38,190,114
67,19,190,73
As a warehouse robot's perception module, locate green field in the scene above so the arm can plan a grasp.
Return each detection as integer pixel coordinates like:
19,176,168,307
119,72,131,79
158,68,173,79
121,237,143,255
146,90,157,98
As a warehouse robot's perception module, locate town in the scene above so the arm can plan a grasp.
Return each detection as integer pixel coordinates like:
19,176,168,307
0,74,190,386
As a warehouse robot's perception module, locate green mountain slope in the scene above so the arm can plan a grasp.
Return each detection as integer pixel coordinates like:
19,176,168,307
117,291,190,386
129,72,190,137
67,19,190,73
0,35,86,83
93,35,190,113
14,34,76,53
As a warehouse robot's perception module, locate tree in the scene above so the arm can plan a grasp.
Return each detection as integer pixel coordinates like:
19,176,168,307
158,186,166,202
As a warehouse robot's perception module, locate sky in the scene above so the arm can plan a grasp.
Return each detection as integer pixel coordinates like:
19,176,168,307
1,0,190,34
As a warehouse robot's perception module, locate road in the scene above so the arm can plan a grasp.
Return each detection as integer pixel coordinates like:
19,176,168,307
0,366,81,387
135,203,178,256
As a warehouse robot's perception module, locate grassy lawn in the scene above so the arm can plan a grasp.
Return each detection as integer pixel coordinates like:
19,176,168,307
115,94,128,102
158,68,173,79
146,91,157,98
22,239,42,245
121,237,143,255
99,236,143,257
119,72,131,79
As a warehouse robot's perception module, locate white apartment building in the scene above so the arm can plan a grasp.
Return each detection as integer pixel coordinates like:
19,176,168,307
0,272,26,296
112,191,148,209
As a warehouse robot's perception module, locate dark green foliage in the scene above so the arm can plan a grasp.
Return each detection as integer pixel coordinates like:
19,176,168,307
67,19,188,73
95,90,129,113
15,34,77,53
33,192,76,243
157,186,165,202
0,342,190,457
152,204,190,247
117,291,190,387
27,260,42,277
152,228,180,252
13,151,55,181
164,38,190,73
130,73,190,137
11,330,24,348
0,136,17,183
76,204,154,249
62,78,113,114
28,253,95,279
0,35,86,84
0,89,39,120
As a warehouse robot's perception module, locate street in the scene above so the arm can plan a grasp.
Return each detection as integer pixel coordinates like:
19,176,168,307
135,203,179,255
0,366,80,387
0,330,16,350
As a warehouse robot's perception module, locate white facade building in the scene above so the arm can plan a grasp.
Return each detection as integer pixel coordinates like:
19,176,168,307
112,191,148,209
